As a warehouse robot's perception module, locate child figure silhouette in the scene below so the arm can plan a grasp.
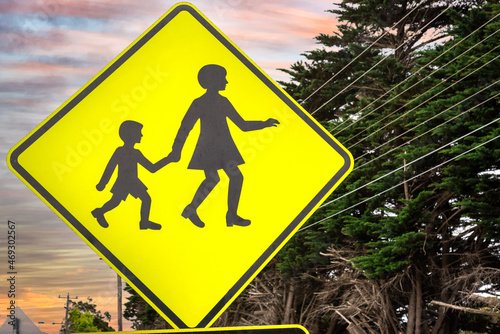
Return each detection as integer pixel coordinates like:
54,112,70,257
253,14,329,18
91,120,173,230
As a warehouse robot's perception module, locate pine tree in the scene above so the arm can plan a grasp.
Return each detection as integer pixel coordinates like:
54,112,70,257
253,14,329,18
279,0,471,122
278,1,500,334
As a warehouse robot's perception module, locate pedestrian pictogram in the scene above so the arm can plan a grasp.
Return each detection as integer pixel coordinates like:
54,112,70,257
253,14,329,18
7,2,353,330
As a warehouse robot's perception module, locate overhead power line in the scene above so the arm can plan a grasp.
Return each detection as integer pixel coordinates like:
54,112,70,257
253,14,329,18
300,4,420,105
292,7,500,235
353,79,499,166
299,131,500,233
329,11,500,135
321,112,500,210
343,36,500,146
355,91,500,171
348,52,500,151
311,6,452,117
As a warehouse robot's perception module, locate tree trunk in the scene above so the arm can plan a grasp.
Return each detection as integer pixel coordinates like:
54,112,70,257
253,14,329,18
326,317,337,334
381,288,400,334
283,282,295,324
415,272,423,334
434,230,451,333
404,155,410,201
407,283,416,334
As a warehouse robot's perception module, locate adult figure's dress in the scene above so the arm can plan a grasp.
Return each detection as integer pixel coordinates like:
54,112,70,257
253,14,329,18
168,64,279,228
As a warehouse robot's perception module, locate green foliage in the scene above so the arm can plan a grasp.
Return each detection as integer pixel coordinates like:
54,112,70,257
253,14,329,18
281,0,500,277
68,309,100,333
67,298,114,333
349,191,433,278
277,1,500,333
123,283,170,330
352,231,427,278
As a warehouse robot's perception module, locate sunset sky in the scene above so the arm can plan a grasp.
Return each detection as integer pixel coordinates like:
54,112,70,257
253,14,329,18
0,1,341,333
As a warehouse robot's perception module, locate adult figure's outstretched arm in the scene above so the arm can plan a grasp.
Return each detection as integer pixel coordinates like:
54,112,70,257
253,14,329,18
225,100,279,131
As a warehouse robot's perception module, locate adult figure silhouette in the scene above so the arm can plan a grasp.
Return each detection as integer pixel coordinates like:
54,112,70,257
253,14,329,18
168,64,279,228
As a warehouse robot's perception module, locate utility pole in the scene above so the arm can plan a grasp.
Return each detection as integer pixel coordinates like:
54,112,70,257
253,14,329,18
99,258,124,331
58,293,77,334
13,318,19,334
117,274,123,331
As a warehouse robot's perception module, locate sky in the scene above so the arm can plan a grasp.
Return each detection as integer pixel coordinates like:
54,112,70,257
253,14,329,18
0,0,341,333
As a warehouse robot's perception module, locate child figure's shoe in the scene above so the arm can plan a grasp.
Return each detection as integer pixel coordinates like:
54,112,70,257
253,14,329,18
91,208,109,228
140,220,162,230
226,212,251,227
181,204,205,228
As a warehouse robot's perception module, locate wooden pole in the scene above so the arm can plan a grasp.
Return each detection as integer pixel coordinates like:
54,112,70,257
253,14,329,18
117,274,123,331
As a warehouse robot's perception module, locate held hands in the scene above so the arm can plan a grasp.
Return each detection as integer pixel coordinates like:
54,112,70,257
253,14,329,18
157,154,175,168
155,150,181,172
265,118,280,128
168,149,182,163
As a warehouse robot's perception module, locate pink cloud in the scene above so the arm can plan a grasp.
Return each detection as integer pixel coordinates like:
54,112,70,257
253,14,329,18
15,60,96,76
0,0,166,19
9,27,128,59
257,60,297,69
210,0,340,55
274,6,340,38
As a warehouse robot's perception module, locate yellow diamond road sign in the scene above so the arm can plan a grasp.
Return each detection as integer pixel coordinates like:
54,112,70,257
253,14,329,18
8,2,353,329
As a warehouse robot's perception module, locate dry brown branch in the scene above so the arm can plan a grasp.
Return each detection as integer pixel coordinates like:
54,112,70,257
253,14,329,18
430,300,500,318
459,292,500,309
